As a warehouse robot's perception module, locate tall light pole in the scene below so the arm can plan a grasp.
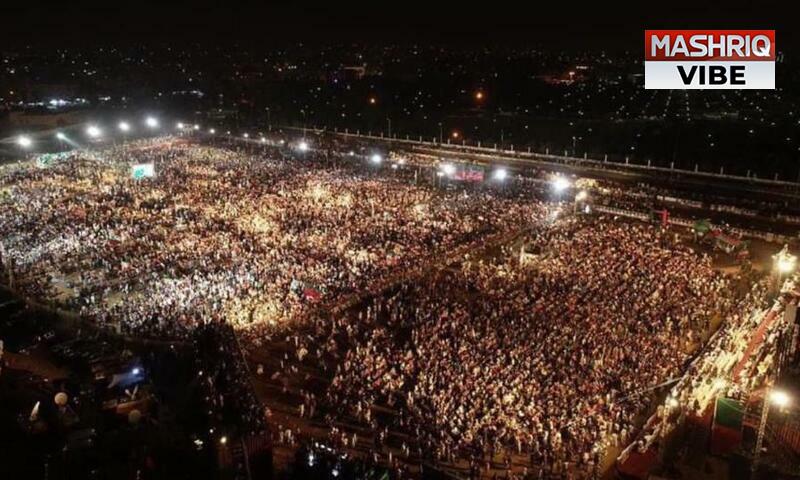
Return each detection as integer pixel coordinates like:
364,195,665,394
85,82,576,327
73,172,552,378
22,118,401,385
772,245,797,292
753,388,791,477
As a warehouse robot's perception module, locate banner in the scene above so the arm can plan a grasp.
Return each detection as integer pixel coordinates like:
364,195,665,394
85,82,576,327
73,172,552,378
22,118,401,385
132,163,155,179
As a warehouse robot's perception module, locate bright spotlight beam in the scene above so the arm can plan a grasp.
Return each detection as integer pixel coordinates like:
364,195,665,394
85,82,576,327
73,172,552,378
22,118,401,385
552,176,571,193
441,163,456,176
17,135,32,148
86,125,102,138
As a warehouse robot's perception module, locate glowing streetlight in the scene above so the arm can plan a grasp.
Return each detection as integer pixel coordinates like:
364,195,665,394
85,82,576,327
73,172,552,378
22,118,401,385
370,153,383,164
118,121,131,132
777,251,797,274
86,125,102,138
493,168,508,181
754,386,792,473
219,436,227,445
451,131,460,140
368,96,377,105
475,91,485,100
17,135,32,148
145,116,159,128
552,176,571,193
770,390,791,408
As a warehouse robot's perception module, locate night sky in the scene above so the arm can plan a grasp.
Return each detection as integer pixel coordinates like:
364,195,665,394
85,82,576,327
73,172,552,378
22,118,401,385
1,1,795,50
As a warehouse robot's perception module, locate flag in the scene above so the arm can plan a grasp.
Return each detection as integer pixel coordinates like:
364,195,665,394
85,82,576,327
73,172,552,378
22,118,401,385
711,397,744,455
303,288,322,302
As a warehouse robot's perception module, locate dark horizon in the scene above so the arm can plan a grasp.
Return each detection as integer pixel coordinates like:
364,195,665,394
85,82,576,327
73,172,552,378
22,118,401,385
2,1,797,50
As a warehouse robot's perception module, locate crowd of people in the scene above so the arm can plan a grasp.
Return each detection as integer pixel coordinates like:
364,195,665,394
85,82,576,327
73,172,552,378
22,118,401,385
0,138,542,341
1,136,758,477
288,216,744,476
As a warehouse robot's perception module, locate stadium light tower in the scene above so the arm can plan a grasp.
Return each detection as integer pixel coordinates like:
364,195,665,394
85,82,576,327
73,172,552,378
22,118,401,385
17,135,32,148
145,116,159,129
118,121,131,132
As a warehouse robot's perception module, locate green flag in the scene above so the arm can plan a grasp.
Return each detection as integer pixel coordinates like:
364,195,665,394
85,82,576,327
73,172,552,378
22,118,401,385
711,397,744,455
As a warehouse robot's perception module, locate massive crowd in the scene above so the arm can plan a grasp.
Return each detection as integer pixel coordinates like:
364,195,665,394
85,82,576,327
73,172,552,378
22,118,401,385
0,137,755,477
0,138,542,340
276,215,745,476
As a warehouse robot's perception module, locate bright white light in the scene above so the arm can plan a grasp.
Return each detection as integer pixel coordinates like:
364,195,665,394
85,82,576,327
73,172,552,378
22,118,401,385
55,132,66,140
193,124,200,130
17,135,32,148
132,367,141,376
176,122,184,129
145,117,159,128
243,133,249,139
575,190,588,202
348,150,355,156
260,137,267,143
370,153,383,164
777,256,796,274
441,163,456,176
771,390,791,408
209,128,216,134
86,125,102,138
397,158,406,165
118,121,131,132
493,168,508,181
219,436,228,445
307,452,316,466
552,176,571,193
297,141,309,152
